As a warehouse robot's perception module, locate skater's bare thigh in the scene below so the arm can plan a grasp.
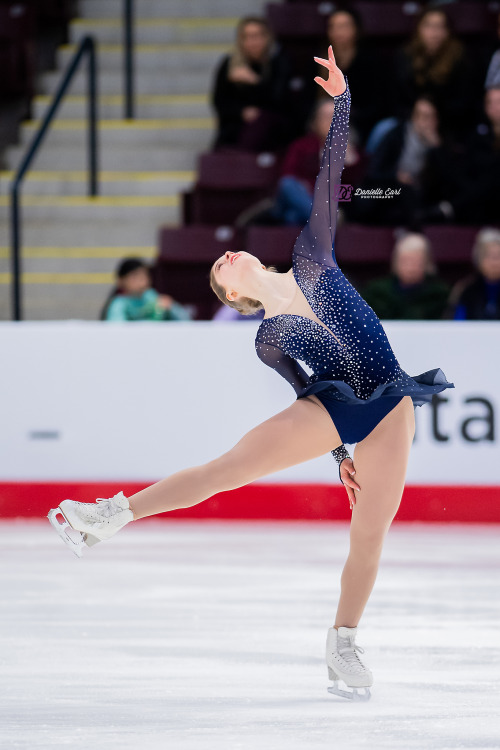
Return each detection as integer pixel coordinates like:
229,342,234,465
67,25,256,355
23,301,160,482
351,396,415,537
207,394,341,489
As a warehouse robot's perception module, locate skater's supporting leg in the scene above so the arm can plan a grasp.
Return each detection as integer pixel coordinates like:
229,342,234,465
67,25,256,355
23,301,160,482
128,396,341,520
334,396,415,628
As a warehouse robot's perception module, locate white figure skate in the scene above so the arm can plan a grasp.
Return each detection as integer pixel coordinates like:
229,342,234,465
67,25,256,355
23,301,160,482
326,626,373,701
47,491,134,558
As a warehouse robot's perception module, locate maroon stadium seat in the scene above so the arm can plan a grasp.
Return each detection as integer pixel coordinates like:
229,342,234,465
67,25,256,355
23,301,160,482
154,225,244,319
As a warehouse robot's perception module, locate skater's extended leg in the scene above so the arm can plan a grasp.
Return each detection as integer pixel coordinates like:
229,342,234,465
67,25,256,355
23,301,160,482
128,396,341,520
334,396,415,628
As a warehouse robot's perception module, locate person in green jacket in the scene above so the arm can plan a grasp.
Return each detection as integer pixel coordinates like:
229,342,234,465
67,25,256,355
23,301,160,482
102,258,192,322
362,232,449,320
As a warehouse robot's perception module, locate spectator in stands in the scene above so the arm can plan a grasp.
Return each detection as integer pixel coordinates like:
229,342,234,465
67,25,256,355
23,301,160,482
211,16,292,152
448,228,500,320
417,85,500,225
318,7,382,146
101,258,192,322
236,99,365,227
362,233,449,320
485,10,500,90
348,95,448,227
391,7,476,141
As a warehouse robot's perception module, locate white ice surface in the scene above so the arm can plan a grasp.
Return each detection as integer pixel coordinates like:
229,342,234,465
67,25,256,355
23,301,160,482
0,520,499,750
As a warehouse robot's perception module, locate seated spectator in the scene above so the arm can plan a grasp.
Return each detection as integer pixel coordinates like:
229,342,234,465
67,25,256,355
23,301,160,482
362,233,449,320
348,95,447,227
484,10,500,90
101,258,192,322
236,99,365,227
391,7,476,141
418,86,500,225
449,228,500,320
211,16,293,152
317,8,382,147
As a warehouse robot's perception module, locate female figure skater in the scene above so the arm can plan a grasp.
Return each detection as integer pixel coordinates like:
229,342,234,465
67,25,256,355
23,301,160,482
48,48,453,701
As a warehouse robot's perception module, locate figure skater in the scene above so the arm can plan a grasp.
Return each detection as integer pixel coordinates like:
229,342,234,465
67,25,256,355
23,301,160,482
48,48,454,701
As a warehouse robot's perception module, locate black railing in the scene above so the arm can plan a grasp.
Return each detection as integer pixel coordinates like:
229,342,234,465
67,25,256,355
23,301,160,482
10,35,98,321
124,0,135,119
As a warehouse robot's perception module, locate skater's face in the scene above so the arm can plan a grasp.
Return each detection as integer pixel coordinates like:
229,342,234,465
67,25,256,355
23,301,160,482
212,251,265,302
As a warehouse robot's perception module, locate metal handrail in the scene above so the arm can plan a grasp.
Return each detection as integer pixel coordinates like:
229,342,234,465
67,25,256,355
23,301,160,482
124,0,134,119
10,35,98,321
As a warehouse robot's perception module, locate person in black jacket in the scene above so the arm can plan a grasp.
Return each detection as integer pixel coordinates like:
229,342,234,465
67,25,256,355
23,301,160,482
211,16,293,152
346,95,448,227
317,7,383,147
449,228,500,320
390,7,476,142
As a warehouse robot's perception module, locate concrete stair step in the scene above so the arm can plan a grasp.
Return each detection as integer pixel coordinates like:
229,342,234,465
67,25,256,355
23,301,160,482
39,68,213,95
0,283,114,321
18,118,214,149
0,218,175,246
32,93,210,120
0,196,179,224
57,43,229,71
70,17,237,44
4,144,202,171
0,254,149,275
0,170,194,196
77,0,266,19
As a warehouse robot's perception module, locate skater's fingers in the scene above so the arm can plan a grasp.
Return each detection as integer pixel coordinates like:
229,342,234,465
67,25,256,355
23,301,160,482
314,56,330,69
328,45,336,66
344,483,356,509
343,475,361,492
314,76,329,92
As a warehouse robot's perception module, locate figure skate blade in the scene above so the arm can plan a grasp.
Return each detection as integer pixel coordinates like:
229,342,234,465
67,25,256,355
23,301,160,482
47,507,85,558
327,680,371,701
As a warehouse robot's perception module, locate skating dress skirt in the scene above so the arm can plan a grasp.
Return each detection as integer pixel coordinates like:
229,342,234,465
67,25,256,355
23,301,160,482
255,77,454,444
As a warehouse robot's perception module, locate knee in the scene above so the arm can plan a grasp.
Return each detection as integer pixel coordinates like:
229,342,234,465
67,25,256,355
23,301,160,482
349,523,390,561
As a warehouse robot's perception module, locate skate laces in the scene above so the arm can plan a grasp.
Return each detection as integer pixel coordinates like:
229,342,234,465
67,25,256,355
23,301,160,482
337,635,367,673
94,494,124,518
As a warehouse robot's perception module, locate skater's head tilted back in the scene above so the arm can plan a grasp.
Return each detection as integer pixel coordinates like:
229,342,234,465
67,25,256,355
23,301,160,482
210,251,280,315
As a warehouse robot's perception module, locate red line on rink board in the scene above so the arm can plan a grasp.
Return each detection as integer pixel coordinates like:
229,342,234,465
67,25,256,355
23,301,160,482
0,483,498,522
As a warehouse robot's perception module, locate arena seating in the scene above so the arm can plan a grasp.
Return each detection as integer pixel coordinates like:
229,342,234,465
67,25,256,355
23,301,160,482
183,151,282,225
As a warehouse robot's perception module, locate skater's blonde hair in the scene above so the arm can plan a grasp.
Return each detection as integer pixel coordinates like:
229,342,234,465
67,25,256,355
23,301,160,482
210,261,278,316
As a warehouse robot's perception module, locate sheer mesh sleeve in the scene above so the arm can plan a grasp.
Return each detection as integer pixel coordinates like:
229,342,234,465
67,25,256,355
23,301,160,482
293,74,351,270
255,339,310,397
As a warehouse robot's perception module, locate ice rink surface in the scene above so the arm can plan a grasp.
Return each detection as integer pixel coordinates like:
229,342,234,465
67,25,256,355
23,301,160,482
0,519,499,750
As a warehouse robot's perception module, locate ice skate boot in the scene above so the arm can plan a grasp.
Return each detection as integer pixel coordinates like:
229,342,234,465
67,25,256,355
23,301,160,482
47,491,134,558
326,626,373,701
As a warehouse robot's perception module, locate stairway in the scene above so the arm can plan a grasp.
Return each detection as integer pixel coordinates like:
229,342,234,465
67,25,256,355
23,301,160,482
0,0,265,320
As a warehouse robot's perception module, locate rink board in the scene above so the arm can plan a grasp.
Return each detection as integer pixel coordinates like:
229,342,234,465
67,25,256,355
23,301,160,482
0,480,499,522
0,321,498,520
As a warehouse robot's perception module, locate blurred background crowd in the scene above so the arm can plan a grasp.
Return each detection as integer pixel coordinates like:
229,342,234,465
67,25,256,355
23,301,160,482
0,0,499,323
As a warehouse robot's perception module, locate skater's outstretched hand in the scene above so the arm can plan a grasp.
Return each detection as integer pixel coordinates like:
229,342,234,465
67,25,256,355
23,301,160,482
314,45,346,98
340,457,360,510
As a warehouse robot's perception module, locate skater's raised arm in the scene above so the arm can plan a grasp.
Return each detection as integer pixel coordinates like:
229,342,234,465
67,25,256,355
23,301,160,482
293,47,350,269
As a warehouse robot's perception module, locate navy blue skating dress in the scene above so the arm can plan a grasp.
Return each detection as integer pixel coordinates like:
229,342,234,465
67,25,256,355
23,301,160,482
254,75,454,445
